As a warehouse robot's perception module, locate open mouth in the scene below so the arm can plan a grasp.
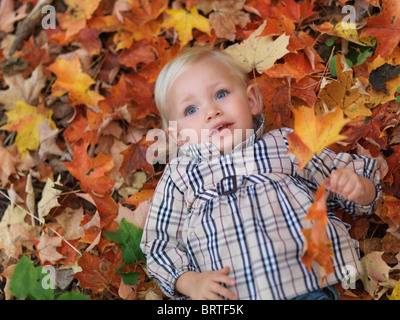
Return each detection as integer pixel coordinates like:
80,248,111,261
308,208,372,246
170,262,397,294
209,122,234,137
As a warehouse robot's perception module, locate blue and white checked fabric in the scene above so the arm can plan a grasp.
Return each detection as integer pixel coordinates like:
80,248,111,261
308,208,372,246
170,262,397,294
140,115,381,300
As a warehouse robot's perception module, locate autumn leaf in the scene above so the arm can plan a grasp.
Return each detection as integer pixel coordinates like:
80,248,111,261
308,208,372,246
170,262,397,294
119,136,155,178
301,183,334,284
62,141,115,195
361,0,400,60
73,250,122,294
162,7,210,47
286,105,350,170
317,54,372,119
48,55,104,109
209,0,250,41
58,0,102,39
0,101,56,158
224,20,290,74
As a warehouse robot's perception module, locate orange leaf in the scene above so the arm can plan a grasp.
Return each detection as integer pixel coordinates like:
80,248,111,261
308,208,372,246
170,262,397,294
62,141,115,195
301,183,334,284
74,251,122,294
58,0,101,39
119,136,155,178
48,55,104,108
286,105,350,170
123,189,155,208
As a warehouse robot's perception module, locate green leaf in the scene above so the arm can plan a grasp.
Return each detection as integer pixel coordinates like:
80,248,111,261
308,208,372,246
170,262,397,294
9,256,54,300
396,96,400,103
57,292,91,300
30,267,54,300
396,86,400,94
355,48,373,66
121,272,141,286
105,218,145,264
9,256,36,299
326,36,338,47
122,246,136,264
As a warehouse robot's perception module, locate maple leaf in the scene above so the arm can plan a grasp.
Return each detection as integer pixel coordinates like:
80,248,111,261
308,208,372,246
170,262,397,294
209,0,250,41
286,105,350,170
0,101,56,158
119,136,155,178
74,251,122,294
317,54,372,119
224,20,290,74
162,7,210,47
62,141,115,195
57,0,102,39
301,183,334,284
264,51,325,81
36,233,65,265
48,55,104,109
361,0,400,60
0,65,47,109
271,0,317,24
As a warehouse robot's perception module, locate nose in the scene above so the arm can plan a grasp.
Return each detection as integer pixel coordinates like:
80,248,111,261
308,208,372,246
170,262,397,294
205,103,222,122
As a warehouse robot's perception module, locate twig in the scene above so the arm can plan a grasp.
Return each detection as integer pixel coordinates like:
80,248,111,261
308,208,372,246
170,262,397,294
10,0,54,55
0,189,82,256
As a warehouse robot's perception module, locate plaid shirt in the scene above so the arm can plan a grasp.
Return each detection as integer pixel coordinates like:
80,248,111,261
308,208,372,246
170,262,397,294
140,115,381,300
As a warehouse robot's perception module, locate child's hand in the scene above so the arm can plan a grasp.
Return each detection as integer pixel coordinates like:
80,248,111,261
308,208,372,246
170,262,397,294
324,168,376,206
175,266,237,300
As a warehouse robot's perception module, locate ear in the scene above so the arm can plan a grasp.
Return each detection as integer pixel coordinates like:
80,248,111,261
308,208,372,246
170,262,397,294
246,84,262,116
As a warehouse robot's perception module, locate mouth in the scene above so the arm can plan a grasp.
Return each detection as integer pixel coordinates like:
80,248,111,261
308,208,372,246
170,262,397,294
209,122,234,137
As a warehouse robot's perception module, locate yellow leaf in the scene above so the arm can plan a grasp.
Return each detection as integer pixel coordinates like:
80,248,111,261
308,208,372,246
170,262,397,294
48,55,104,109
224,20,290,74
388,280,400,300
0,101,55,157
317,54,372,119
334,22,375,46
162,7,210,47
286,105,350,170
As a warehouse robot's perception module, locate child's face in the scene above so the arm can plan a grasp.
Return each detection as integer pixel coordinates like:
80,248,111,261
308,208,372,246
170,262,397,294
166,56,261,154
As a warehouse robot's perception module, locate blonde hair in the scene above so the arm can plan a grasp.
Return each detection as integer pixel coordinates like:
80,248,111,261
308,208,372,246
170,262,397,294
154,45,261,130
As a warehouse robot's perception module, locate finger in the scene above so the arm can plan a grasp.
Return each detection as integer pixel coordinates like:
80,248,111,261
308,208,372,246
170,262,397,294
329,171,340,192
210,283,237,300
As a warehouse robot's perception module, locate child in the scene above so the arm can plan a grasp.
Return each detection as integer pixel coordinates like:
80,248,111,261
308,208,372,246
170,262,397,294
140,46,381,300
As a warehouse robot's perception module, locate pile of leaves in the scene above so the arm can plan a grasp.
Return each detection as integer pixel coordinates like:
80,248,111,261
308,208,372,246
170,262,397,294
0,0,399,300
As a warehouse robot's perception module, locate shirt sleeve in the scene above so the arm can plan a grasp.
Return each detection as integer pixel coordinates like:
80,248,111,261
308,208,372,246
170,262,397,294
293,147,382,216
140,164,192,299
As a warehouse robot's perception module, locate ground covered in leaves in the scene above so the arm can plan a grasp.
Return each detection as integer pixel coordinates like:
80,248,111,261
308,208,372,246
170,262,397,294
0,0,399,300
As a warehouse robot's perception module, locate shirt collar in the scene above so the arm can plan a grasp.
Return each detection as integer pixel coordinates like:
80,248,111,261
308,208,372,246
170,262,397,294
177,114,265,160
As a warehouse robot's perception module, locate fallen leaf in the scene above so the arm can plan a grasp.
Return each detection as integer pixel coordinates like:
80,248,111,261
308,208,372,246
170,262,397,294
209,0,250,41
48,55,105,109
73,250,122,294
361,251,398,299
0,101,56,158
36,232,65,265
162,7,210,47
62,141,115,195
224,20,290,74
317,54,372,119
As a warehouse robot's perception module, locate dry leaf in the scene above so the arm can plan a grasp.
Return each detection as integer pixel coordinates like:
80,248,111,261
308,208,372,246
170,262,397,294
224,20,290,74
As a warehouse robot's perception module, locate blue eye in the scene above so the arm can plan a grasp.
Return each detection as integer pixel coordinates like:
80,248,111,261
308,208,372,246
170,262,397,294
216,90,227,100
185,106,197,116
